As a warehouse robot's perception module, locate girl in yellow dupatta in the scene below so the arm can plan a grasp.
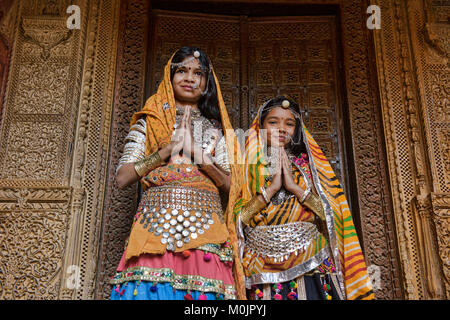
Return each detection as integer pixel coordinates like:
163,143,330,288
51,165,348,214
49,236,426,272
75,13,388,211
110,47,245,300
234,96,374,300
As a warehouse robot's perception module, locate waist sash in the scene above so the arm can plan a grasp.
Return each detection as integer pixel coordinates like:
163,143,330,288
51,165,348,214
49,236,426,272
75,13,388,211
138,185,223,252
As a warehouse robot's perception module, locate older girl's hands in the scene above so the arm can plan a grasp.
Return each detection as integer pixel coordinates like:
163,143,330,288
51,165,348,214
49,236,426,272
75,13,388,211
265,147,283,200
159,107,188,162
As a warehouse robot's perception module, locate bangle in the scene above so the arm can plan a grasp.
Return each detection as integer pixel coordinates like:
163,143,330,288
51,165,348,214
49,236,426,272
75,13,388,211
134,151,164,177
303,192,325,221
240,196,267,225
259,186,270,204
300,188,311,203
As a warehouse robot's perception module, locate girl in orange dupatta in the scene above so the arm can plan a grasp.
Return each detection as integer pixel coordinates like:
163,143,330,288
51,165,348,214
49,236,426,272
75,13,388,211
110,47,245,300
234,96,374,300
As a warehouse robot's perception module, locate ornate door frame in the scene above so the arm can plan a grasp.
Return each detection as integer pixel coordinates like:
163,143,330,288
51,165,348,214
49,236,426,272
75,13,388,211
8,0,448,301
96,0,404,300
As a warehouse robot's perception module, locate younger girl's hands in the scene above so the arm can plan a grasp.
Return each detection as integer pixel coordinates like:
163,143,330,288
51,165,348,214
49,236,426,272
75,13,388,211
265,147,282,199
281,148,306,200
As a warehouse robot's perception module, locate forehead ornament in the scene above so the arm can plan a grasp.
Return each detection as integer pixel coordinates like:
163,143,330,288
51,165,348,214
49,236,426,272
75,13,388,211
282,100,290,109
193,50,200,58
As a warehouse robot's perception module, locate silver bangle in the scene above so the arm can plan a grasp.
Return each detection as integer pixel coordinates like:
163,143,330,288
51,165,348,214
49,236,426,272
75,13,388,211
260,186,270,204
300,188,311,203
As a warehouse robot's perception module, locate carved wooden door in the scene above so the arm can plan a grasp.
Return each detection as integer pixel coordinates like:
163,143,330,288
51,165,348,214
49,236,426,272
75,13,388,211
148,10,350,195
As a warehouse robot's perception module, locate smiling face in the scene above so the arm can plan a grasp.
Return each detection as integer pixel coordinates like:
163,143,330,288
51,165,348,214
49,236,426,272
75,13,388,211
172,56,207,106
261,106,297,148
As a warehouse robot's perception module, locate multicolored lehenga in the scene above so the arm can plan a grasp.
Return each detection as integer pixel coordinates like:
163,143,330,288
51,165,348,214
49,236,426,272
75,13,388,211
234,102,375,300
110,52,245,300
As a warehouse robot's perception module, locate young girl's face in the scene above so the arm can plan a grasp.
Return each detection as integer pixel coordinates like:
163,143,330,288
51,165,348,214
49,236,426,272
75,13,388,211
261,106,296,148
172,56,207,105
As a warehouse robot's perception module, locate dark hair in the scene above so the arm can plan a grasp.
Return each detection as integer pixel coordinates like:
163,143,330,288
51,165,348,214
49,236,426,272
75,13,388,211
170,46,221,122
259,95,307,156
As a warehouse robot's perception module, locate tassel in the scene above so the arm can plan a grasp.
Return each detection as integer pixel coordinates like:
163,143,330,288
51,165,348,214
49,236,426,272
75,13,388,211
150,282,158,292
182,250,191,258
184,290,193,300
134,288,138,296
273,283,283,300
203,252,212,262
287,291,297,300
255,289,263,299
114,285,120,293
199,293,207,300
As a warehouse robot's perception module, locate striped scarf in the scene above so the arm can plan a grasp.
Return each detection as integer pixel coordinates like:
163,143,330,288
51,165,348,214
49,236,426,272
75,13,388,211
234,105,374,300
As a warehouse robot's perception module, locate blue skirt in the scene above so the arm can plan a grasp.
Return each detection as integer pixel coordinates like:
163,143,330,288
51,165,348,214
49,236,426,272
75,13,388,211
110,281,223,300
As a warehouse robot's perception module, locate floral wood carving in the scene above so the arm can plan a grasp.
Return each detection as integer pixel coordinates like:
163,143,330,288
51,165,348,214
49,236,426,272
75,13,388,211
431,193,450,298
0,187,71,300
21,16,72,60
94,0,149,300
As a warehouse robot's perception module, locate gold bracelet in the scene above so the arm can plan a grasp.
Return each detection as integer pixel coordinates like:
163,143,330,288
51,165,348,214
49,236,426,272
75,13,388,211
134,151,164,177
303,192,326,221
240,196,267,225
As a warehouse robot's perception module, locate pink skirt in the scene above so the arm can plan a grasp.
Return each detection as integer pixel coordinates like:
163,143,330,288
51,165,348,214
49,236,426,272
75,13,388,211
110,246,237,299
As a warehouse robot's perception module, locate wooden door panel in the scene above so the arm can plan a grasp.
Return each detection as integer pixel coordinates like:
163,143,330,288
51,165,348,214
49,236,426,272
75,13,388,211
247,17,346,188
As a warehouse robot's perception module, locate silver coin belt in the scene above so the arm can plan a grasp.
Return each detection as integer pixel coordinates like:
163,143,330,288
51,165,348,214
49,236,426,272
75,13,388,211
244,221,321,263
139,186,222,252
